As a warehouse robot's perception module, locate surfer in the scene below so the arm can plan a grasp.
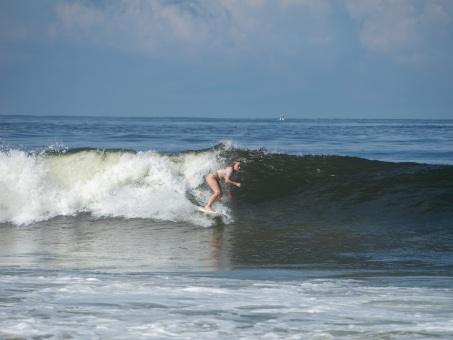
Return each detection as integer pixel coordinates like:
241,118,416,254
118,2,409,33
204,160,242,212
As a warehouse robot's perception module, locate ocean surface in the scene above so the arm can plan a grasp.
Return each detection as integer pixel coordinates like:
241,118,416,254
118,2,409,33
1,115,452,339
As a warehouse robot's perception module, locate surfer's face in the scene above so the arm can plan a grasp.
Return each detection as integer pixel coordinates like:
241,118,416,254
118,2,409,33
233,162,241,171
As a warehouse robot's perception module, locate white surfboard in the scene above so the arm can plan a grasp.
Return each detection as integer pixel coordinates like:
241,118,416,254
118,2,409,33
197,206,225,216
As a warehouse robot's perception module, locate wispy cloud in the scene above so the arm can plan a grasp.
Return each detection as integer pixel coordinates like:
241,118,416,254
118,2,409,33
345,0,451,61
47,0,453,64
51,0,332,56
279,0,331,13
53,1,229,55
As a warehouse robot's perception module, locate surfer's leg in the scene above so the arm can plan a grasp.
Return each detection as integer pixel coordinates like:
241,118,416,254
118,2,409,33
205,175,223,211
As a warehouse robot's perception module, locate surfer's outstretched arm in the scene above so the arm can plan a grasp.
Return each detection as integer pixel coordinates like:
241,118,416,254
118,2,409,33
225,174,241,188
224,163,241,188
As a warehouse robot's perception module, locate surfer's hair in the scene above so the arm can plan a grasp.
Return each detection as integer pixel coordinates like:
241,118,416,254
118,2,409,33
230,160,241,167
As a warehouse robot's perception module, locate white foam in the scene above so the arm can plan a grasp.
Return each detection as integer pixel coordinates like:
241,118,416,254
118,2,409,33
0,148,233,226
1,274,452,339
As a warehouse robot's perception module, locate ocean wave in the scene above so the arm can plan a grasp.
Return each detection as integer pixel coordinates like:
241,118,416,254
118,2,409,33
1,144,452,227
235,149,453,226
0,146,231,226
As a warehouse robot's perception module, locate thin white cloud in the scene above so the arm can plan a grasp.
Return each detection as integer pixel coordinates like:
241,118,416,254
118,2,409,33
51,0,333,57
280,0,330,14
53,1,232,55
345,0,451,60
56,2,105,31
50,0,452,64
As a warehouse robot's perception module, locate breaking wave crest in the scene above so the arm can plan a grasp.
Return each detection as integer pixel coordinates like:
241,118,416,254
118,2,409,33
1,143,452,227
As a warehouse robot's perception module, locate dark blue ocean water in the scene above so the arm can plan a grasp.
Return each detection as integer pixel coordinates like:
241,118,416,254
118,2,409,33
1,115,452,339
2,115,452,163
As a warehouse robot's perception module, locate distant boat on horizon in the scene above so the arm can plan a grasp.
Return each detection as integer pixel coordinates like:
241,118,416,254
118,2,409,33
279,115,285,121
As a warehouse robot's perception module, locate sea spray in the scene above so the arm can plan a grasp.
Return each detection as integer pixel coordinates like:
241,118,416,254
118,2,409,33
0,147,234,226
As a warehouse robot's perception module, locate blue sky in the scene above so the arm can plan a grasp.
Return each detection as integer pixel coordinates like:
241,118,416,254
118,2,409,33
1,0,452,119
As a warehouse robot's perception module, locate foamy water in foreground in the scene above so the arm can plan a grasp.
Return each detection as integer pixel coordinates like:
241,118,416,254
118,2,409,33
2,272,452,339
